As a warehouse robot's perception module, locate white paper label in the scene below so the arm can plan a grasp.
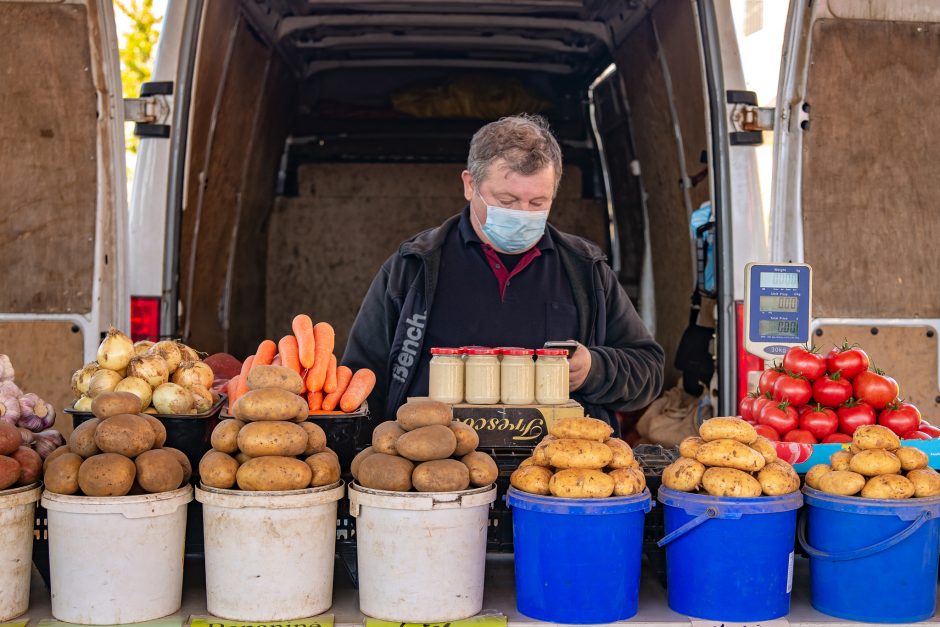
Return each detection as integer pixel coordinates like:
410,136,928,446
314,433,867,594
787,550,795,593
691,618,790,627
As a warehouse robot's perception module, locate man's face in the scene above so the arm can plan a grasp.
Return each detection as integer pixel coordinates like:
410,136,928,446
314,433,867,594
462,158,556,223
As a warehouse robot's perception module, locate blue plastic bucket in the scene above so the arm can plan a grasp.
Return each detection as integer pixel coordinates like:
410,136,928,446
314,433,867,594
657,487,803,621
800,487,940,622
506,487,651,623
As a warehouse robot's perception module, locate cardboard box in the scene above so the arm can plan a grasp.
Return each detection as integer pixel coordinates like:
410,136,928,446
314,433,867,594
449,400,584,449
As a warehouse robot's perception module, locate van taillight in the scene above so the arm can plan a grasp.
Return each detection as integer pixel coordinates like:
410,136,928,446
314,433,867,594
736,301,764,404
130,297,160,342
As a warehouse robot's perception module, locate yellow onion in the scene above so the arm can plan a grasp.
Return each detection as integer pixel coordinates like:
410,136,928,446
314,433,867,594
87,369,123,398
70,361,100,398
96,327,134,371
133,340,154,356
149,341,183,374
152,383,194,415
74,396,93,412
142,407,157,415
188,384,214,413
172,361,214,389
177,343,201,363
126,354,169,388
114,376,152,412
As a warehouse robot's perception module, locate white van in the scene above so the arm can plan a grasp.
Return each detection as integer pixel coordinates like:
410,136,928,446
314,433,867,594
3,0,937,427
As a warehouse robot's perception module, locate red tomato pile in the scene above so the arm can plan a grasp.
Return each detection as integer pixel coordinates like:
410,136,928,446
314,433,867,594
739,343,939,444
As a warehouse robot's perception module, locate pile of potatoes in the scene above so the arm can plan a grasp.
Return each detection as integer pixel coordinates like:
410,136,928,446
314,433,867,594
509,416,645,498
662,416,800,497
44,392,191,496
351,399,498,492
805,424,940,499
201,365,340,491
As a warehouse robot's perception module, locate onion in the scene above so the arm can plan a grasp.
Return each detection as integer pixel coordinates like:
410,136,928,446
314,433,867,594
33,429,65,458
74,396,93,412
177,343,201,363
188,385,214,413
0,354,14,382
126,354,169,388
152,383,194,415
133,340,154,356
87,368,123,398
0,395,21,425
70,361,100,397
19,428,34,445
142,407,157,414
97,327,134,371
149,341,183,374
114,376,152,411
172,361,215,389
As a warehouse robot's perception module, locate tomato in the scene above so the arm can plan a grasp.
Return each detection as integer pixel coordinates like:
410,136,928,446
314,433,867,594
754,424,781,441
853,370,899,410
758,368,785,395
918,421,940,438
837,400,877,435
799,406,838,440
783,346,827,381
758,402,799,435
797,404,813,417
826,343,870,380
902,430,932,440
752,395,776,420
738,394,758,422
878,402,922,436
822,433,852,444
784,429,818,444
812,372,853,407
772,374,813,406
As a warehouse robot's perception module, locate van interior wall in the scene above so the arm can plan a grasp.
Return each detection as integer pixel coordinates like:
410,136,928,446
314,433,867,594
614,0,710,390
266,164,608,359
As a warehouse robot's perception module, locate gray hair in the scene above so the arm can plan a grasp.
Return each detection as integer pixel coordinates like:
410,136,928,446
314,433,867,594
467,114,563,194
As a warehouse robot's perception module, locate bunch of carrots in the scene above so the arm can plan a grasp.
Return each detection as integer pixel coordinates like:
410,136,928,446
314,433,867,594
227,314,376,415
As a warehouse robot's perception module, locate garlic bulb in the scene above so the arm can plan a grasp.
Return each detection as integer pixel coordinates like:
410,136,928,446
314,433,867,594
18,393,56,431
33,429,65,459
0,354,14,382
0,395,21,425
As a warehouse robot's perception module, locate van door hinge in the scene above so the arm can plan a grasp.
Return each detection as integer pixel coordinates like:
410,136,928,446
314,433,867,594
123,81,173,138
726,90,774,146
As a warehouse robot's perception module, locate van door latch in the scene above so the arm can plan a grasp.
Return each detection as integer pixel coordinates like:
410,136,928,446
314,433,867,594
726,90,774,145
123,81,173,138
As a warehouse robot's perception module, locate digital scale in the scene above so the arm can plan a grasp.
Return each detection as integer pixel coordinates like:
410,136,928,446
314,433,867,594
743,262,813,370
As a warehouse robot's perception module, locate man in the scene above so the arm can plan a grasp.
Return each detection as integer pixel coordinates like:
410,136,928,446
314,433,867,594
343,114,664,433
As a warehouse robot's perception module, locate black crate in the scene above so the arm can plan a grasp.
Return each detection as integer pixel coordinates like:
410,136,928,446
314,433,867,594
484,447,533,553
33,502,50,588
634,444,679,587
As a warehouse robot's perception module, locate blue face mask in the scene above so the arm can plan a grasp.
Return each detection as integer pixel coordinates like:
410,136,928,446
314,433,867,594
475,191,549,253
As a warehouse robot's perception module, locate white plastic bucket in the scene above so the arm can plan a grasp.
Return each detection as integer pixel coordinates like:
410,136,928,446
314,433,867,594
41,485,193,625
196,481,345,621
349,482,497,622
0,483,41,622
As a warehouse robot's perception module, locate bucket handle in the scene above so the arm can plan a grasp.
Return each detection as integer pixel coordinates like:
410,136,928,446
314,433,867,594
798,510,931,562
657,506,742,548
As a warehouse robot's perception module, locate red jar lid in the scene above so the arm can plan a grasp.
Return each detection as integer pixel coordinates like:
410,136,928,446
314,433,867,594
431,347,461,355
536,348,569,357
464,347,498,356
499,347,535,356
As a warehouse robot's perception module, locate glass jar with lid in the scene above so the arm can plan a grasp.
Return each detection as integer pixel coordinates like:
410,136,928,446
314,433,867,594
464,347,500,405
497,347,535,405
535,348,569,405
428,347,464,404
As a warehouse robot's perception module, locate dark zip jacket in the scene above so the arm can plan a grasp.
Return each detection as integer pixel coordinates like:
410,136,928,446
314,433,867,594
342,213,665,434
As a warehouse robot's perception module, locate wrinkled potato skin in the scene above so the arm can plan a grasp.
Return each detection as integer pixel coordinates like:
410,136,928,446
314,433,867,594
396,399,453,431
412,459,471,492
78,453,136,496
548,417,613,442
135,449,185,493
702,467,762,497
510,465,553,495
679,437,705,459
662,458,706,492
695,439,765,472
44,453,84,494
232,388,308,422
395,424,457,462
199,450,239,489
609,467,646,496
350,446,376,480
908,468,940,498
210,419,245,454
237,421,308,457
357,453,414,491
461,451,498,487
236,456,313,491
818,470,866,496
830,450,854,471
896,447,929,472
605,438,637,469
700,417,757,444
549,469,615,498
850,449,902,477
450,421,480,456
853,424,901,451
69,419,101,458
758,460,800,496
94,414,156,457
862,474,914,499
751,437,778,464
305,452,341,487
372,421,406,455
805,464,831,490
544,438,613,470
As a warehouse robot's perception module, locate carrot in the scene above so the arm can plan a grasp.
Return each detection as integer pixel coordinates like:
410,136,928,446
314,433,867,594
232,356,254,405
225,374,240,399
340,368,376,413
292,315,316,369
308,410,345,415
324,355,338,394
254,339,277,367
322,366,353,411
307,390,324,412
271,354,282,367
278,335,302,374
308,322,335,392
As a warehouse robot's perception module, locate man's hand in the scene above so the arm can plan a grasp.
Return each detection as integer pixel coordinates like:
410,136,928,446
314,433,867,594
569,342,592,392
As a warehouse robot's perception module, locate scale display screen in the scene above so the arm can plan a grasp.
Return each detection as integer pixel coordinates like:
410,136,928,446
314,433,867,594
759,295,800,313
760,271,800,289
759,319,800,337
744,263,812,359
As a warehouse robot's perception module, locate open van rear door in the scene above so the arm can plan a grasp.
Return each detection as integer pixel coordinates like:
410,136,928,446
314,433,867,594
0,0,128,424
770,0,940,416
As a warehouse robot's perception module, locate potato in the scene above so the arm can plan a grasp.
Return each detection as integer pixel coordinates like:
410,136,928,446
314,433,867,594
322,447,339,462
544,438,613,470
234,452,251,464
237,456,313,491
758,460,800,496
548,417,613,442
396,424,457,462
862,474,914,499
605,438,637,469
0,422,21,456
818,470,866,496
163,446,192,483
396,398,452,431
896,446,929,472
662,458,706,492
78,453,136,496
45,452,83,494
301,422,327,455
679,437,705,459
510,465,553,495
305,452,341,487
69,418,101,458
805,464,831,490
702,467,762,497
351,447,376,480
94,414,155,457
372,421,406,455
530,436,557,467
91,391,143,418
413,459,471,492
751,436,778,464
908,468,940,498
237,421,308,457
830,450,854,471
210,419,245,454
695,439,766,472
609,467,646,496
140,414,167,448
231,387,308,422
549,469,615,498
849,449,902,477
853,424,900,451
12,447,42,485
0,456,18,490
450,421,480,456
849,444,862,455
135,449,184,493
518,457,537,468
461,451,498,487
357,453,414,491
43,445,72,473
700,417,757,444
199,450,239,489
246,365,305,394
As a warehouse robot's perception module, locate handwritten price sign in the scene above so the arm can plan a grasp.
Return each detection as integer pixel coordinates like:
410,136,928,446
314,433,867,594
189,615,334,627
364,614,506,627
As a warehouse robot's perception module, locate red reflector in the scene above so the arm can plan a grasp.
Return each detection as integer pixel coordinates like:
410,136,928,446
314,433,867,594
130,297,160,342
736,301,764,403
